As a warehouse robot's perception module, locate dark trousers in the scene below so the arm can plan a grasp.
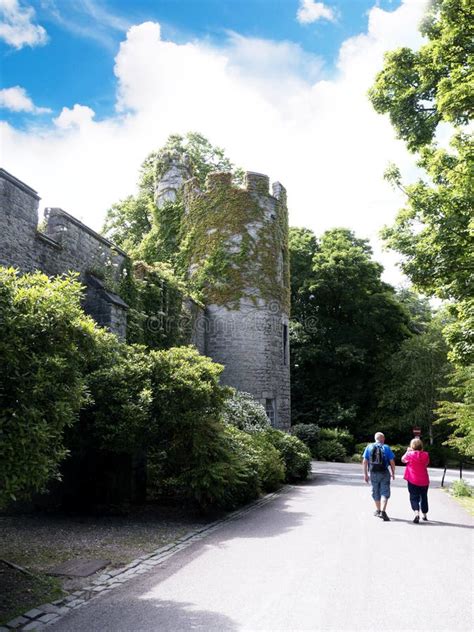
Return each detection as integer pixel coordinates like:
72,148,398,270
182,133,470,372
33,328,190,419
407,481,429,513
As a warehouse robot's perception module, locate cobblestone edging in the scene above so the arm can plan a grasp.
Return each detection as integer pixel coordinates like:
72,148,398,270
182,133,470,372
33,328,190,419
2,486,290,631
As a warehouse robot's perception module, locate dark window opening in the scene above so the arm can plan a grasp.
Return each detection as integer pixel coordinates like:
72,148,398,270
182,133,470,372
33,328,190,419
282,323,288,365
265,398,276,426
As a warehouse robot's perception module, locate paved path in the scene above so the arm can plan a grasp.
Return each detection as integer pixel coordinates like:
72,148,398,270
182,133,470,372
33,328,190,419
50,463,473,631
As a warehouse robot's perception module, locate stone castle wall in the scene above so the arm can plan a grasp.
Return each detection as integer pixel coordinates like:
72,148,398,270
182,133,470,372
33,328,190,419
0,168,128,339
1,164,291,428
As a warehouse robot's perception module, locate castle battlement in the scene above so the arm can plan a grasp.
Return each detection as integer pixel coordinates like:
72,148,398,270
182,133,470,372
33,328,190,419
0,168,128,339
176,165,290,428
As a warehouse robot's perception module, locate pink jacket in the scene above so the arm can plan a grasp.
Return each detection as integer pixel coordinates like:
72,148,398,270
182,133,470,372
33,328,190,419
401,450,430,486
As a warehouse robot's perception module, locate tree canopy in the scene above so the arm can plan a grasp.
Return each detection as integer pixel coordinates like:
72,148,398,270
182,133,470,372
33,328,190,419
369,0,473,457
289,227,411,436
103,132,241,265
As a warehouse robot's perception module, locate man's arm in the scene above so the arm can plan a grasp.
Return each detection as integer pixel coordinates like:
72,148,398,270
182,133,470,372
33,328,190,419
362,458,369,483
389,458,395,480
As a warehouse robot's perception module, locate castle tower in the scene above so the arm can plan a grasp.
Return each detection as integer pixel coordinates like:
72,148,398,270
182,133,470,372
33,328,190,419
154,151,192,209
182,171,291,429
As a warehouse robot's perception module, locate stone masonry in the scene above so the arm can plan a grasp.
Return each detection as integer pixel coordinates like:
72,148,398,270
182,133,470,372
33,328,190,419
0,168,128,339
183,169,290,429
0,161,291,428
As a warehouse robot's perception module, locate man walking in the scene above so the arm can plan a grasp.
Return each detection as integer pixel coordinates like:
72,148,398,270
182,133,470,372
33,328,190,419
362,432,395,521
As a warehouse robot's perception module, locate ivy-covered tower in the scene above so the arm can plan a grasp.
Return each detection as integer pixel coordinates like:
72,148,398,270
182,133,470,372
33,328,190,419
182,170,291,429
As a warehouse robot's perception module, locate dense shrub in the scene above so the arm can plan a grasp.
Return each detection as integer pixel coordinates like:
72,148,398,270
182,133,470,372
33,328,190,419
389,444,406,464
263,429,311,482
181,424,262,510
319,427,355,453
291,424,320,457
146,346,233,509
79,339,153,453
355,442,369,456
451,479,472,498
0,269,94,507
222,391,271,433
251,433,286,492
317,439,347,462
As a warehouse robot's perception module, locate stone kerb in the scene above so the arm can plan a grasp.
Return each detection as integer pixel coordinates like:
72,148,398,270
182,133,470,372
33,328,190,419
3,488,290,631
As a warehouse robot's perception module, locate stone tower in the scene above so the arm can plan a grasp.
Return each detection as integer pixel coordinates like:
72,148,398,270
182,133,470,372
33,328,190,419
182,170,291,429
154,151,192,209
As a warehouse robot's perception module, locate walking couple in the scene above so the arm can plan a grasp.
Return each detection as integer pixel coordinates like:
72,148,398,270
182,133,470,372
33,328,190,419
362,432,430,523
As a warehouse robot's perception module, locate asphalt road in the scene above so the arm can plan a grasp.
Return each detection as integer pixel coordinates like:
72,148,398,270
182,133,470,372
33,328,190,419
50,462,473,631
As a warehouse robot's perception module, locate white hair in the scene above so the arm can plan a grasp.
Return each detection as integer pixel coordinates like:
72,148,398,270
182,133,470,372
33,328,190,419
374,432,385,442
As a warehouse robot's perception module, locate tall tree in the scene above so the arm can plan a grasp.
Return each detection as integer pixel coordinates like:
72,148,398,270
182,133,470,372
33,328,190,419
377,310,451,445
290,228,411,436
369,0,473,456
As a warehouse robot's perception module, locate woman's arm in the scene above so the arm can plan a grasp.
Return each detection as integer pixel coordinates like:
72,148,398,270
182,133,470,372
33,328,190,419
401,449,412,464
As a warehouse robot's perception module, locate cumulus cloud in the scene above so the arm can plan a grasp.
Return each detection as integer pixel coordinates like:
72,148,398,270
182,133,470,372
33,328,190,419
1,0,429,286
0,0,48,48
0,85,51,114
54,104,95,129
297,1,337,24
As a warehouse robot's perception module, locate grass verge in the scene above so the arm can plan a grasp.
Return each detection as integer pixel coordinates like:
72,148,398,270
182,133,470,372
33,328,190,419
0,561,63,625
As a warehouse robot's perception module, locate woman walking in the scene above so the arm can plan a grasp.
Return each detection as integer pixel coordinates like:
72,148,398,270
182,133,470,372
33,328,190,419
401,438,430,523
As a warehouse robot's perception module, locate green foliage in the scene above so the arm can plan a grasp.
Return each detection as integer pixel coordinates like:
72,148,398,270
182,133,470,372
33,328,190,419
251,432,286,492
291,423,321,457
263,429,311,482
389,444,407,465
154,132,243,188
368,0,473,152
102,194,153,254
0,268,94,508
316,440,346,462
380,134,473,302
377,314,451,444
369,0,473,455
207,425,262,509
222,390,271,434
319,427,355,453
291,425,354,461
290,227,411,434
436,366,474,458
103,132,242,268
289,227,319,318
78,339,153,454
451,479,472,497
122,261,187,349
181,173,290,311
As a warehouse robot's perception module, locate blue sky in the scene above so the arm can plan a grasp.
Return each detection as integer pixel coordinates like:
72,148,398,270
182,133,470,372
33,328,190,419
1,0,401,125
0,0,428,286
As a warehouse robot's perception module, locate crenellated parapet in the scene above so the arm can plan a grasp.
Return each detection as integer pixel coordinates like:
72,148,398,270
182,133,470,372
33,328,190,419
182,170,290,314
180,169,291,428
0,168,128,339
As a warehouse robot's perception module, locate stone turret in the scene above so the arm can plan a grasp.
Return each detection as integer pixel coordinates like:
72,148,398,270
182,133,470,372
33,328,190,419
154,151,192,209
182,170,291,429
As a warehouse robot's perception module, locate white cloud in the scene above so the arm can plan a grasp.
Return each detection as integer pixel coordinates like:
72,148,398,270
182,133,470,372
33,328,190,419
297,1,337,24
1,0,430,286
0,0,48,48
54,104,95,129
0,86,51,114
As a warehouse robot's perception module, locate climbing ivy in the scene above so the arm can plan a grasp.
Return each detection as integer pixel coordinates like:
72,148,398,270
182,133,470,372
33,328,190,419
180,173,290,312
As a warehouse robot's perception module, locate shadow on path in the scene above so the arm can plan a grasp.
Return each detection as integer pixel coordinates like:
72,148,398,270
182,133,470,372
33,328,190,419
52,597,238,632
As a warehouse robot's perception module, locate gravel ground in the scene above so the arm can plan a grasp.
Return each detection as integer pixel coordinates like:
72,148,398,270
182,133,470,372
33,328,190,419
0,504,212,593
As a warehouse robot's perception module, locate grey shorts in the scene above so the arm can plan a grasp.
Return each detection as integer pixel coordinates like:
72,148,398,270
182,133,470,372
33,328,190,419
370,470,391,501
